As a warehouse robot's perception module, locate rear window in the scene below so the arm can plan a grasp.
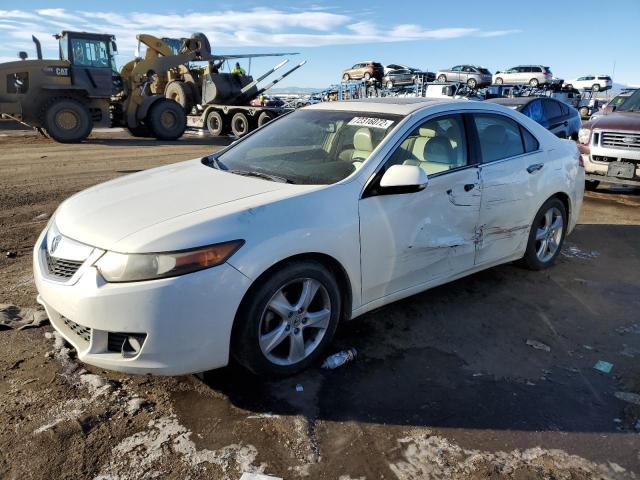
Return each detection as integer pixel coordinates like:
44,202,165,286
472,114,525,163
372,63,383,68
479,68,491,74
521,127,539,152
598,76,611,80
532,66,542,73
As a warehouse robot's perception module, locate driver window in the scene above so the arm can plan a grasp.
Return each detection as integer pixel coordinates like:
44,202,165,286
385,114,468,176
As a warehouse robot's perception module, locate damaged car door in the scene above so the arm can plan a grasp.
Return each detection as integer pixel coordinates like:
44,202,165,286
472,112,543,265
359,113,481,304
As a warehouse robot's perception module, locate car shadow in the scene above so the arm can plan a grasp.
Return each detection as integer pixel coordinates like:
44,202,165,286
197,224,640,435
83,136,233,148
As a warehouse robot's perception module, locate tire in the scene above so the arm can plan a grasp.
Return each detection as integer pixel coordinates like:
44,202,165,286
231,112,250,138
592,83,600,92
495,77,503,85
579,106,590,118
43,97,92,143
363,72,371,81
467,78,477,89
342,73,350,82
386,81,394,89
126,124,152,137
206,110,227,137
437,74,447,82
585,180,600,191
519,197,567,270
529,78,539,87
564,84,573,90
190,32,211,55
232,260,341,376
165,81,194,113
146,99,186,140
257,111,275,128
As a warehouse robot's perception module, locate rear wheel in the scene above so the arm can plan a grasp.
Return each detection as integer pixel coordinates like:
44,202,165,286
579,106,590,118
363,72,371,81
146,99,186,140
564,84,573,89
495,77,503,85
231,112,250,138
232,261,341,376
467,78,477,89
592,83,600,92
257,111,275,128
519,197,567,270
437,74,447,82
529,78,539,87
206,110,227,136
165,81,194,113
43,98,92,143
585,180,600,191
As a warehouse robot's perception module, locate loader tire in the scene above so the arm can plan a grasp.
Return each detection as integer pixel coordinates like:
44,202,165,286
231,112,250,138
43,97,92,143
126,124,152,137
147,99,186,141
165,81,194,113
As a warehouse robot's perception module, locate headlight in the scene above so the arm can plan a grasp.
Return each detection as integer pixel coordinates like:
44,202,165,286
578,128,591,145
94,240,244,283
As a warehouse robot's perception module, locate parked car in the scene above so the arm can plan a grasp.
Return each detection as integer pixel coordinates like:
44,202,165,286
436,65,492,88
564,75,612,92
384,64,435,87
590,89,638,120
34,98,584,376
483,84,526,99
493,65,553,87
578,88,640,190
487,97,581,139
342,61,384,82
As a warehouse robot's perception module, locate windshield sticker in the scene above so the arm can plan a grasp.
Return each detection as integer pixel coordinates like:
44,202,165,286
348,117,394,129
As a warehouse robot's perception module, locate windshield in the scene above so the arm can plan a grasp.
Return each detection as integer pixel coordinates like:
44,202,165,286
69,37,117,73
208,110,402,185
617,90,640,112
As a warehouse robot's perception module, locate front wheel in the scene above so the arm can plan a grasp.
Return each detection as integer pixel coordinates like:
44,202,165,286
519,197,567,270
467,78,477,89
363,72,371,81
386,80,394,89
592,83,600,92
147,99,186,140
232,261,341,376
437,74,447,82
564,84,573,90
529,78,539,87
494,77,503,85
43,97,92,143
342,73,350,82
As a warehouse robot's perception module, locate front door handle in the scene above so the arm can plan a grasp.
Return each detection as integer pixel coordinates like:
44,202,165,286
527,163,544,174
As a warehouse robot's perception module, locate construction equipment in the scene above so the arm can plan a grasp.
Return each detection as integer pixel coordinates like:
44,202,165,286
0,31,200,142
140,34,305,137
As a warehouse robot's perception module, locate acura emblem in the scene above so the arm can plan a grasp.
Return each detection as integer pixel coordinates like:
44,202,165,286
622,136,637,144
50,235,61,253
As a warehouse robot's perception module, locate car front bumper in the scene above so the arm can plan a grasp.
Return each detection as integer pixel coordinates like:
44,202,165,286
33,228,252,375
580,142,640,186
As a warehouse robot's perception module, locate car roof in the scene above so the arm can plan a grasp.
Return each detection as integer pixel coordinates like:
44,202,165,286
305,97,464,115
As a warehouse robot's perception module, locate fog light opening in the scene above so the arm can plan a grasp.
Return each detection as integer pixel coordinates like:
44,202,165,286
121,336,142,358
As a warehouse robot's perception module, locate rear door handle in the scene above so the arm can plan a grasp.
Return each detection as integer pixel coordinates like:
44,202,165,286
527,163,544,174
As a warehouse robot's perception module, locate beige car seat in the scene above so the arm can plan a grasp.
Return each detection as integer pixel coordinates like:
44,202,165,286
350,127,374,170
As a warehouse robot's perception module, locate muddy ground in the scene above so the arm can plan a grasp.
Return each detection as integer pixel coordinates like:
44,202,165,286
1,125,640,480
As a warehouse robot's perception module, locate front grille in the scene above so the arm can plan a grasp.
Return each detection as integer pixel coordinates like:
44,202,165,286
45,251,83,279
601,131,640,150
62,317,91,343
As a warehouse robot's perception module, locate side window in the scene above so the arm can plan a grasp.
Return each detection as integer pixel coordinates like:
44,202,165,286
559,103,570,116
6,72,29,94
452,65,461,72
522,100,544,123
532,66,542,73
542,99,562,119
521,127,539,152
472,114,525,163
385,114,468,176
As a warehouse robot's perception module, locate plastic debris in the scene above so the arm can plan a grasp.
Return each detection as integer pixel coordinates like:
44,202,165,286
593,360,613,374
526,339,550,352
614,391,640,406
6,251,17,258
240,473,283,480
321,348,357,369
295,384,304,392
34,213,49,220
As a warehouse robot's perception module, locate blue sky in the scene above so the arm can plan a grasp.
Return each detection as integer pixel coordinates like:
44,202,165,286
1,0,638,89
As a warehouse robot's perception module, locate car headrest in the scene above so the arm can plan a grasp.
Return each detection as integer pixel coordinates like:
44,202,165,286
483,124,507,144
424,136,454,164
353,128,373,152
418,127,436,138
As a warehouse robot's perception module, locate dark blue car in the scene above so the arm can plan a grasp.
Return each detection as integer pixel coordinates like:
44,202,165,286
487,97,581,140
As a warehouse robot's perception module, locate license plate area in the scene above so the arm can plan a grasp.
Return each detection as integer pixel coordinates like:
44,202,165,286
607,162,635,179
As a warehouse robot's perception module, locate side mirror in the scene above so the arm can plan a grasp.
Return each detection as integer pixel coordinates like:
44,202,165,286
111,40,118,54
379,164,428,193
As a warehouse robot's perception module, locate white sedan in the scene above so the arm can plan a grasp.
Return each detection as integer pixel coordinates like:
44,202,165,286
34,98,584,376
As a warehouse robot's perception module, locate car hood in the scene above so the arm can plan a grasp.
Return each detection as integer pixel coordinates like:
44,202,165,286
586,111,640,131
54,159,291,250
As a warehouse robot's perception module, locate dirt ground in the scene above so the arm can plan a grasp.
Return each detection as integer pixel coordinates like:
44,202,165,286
1,125,640,480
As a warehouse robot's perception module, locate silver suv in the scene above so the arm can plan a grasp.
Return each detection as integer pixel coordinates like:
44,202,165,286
493,65,553,87
435,65,492,89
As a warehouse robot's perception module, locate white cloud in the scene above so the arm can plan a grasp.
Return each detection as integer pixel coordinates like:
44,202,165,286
0,7,521,62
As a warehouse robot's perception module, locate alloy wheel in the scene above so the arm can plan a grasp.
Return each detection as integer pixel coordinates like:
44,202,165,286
258,278,331,366
535,206,564,263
